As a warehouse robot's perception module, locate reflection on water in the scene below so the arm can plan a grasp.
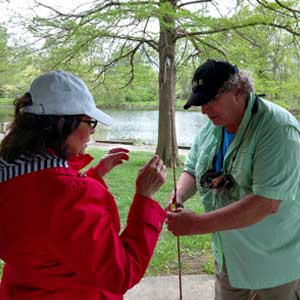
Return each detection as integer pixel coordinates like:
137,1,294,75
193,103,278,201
95,109,208,146
0,108,208,146
1,107,300,146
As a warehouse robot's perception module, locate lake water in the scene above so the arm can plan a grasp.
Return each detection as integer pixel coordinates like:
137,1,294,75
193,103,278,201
0,108,208,146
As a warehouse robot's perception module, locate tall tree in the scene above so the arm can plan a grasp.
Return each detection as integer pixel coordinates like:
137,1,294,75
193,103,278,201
29,0,300,166
0,25,38,98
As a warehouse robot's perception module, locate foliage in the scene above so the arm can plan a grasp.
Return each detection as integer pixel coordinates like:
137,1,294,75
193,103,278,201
92,54,159,104
0,1,300,150
214,5,300,107
2,1,300,105
0,98,13,104
0,24,40,98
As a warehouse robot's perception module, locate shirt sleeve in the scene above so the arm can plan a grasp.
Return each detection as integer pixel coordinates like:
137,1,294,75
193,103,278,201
184,129,203,176
252,124,300,201
49,177,166,295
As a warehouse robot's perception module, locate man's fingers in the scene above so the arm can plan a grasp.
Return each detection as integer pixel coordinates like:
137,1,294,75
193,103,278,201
166,208,183,219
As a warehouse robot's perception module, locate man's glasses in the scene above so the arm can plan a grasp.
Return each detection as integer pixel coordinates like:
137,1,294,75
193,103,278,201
80,119,98,129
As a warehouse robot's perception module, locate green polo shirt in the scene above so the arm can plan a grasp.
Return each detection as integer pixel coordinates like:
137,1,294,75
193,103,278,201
185,93,300,289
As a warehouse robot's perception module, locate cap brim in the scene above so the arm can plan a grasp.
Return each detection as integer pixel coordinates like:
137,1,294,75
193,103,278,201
183,91,211,110
89,108,113,126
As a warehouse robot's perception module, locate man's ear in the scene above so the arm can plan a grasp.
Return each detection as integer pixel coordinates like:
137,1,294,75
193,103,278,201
235,87,243,97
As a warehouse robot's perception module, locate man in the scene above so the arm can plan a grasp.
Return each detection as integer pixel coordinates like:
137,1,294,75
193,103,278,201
166,59,300,300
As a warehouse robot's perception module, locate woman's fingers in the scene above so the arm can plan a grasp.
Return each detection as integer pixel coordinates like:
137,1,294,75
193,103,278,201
108,148,129,154
135,155,166,198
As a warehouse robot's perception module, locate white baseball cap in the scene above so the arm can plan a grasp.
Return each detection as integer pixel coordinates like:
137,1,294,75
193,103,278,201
23,70,113,126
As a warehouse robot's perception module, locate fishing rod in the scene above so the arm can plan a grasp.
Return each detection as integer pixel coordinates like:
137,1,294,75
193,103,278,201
163,51,183,300
168,94,183,300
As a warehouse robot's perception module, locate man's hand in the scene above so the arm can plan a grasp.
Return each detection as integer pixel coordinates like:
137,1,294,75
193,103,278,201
167,194,281,236
166,191,184,211
166,208,199,236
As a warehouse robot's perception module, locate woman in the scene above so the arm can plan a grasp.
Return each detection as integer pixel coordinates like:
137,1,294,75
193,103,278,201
0,71,167,300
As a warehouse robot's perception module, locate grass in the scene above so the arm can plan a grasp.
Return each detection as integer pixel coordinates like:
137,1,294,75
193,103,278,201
0,98,13,105
87,148,214,276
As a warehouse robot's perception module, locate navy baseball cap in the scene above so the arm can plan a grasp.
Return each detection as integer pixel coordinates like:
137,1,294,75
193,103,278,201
183,59,239,109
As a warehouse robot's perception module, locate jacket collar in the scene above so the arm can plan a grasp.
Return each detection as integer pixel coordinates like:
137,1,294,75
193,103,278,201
48,148,94,171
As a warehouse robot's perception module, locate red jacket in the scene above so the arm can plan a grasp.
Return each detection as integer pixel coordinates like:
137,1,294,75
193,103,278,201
0,153,166,300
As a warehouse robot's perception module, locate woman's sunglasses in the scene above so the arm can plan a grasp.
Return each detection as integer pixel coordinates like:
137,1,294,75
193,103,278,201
80,119,98,129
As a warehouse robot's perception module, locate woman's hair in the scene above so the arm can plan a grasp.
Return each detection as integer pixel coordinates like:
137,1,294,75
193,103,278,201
0,93,82,161
219,70,254,97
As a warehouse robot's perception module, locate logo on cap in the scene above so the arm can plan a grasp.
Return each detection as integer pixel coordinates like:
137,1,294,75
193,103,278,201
192,79,204,88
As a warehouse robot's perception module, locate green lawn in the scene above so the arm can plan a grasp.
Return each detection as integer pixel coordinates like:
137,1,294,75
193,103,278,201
0,98,13,105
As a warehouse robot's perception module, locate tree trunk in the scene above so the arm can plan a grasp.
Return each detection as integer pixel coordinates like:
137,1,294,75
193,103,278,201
155,0,180,167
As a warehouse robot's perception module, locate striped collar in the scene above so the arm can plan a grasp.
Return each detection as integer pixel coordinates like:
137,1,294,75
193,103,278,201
0,153,68,183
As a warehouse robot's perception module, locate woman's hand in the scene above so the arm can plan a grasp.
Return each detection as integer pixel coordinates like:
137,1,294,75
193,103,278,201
135,155,166,198
94,148,129,178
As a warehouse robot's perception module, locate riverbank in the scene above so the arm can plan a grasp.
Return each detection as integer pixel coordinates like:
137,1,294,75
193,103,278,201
1,100,300,114
0,101,192,111
90,140,190,155
0,131,190,155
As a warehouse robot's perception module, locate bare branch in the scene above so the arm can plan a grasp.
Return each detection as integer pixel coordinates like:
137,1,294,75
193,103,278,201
142,45,159,68
178,0,212,9
255,0,295,18
195,37,227,58
35,0,159,20
121,42,143,88
275,0,300,15
210,0,225,18
91,42,143,88
175,39,189,67
176,20,300,40
234,30,262,48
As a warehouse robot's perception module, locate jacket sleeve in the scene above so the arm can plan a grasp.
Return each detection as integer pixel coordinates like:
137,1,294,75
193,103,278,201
85,167,108,189
49,176,166,294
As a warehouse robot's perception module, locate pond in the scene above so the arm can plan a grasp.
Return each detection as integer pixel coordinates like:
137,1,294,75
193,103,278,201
0,108,208,146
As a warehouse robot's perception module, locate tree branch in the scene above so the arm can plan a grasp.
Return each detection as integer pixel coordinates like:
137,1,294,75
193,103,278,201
121,42,143,88
35,0,159,20
255,0,296,18
234,29,263,48
275,0,300,16
177,0,212,9
176,20,300,40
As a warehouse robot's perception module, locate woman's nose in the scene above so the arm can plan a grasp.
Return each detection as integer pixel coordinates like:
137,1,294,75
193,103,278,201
90,127,96,134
